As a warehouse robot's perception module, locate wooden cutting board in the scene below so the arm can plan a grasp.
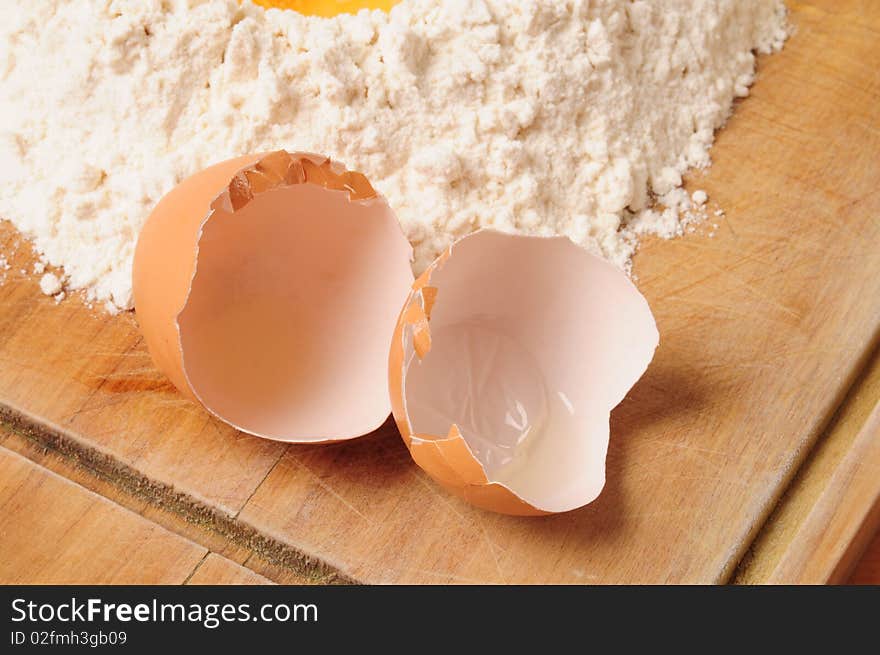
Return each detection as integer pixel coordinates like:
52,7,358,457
0,448,270,585
0,0,878,584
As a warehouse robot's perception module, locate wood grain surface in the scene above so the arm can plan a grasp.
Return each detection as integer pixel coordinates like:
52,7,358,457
765,402,880,583
0,446,276,584
736,343,880,583
849,531,880,584
0,0,878,584
0,418,329,584
187,554,273,585
0,447,203,584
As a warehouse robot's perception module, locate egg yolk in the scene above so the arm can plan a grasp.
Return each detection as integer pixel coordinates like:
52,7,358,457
252,0,398,17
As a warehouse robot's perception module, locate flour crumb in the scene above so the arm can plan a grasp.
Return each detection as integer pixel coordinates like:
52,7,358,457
39,272,63,296
692,190,709,206
0,256,9,271
33,262,46,275
0,0,788,310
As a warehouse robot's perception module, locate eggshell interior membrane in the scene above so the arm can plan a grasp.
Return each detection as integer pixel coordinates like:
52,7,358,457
393,231,658,515
134,151,413,442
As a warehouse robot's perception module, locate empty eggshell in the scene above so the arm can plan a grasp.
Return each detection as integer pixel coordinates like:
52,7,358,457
389,230,659,515
133,151,414,442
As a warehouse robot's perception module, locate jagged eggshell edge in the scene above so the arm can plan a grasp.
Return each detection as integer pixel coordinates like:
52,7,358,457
133,150,413,443
388,230,659,515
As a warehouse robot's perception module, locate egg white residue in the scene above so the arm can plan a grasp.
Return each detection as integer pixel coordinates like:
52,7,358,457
404,321,551,478
0,0,787,309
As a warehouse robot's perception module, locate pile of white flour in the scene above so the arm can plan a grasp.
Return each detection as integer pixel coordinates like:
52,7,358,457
0,0,788,310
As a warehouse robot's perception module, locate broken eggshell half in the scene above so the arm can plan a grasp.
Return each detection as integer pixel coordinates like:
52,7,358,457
389,230,659,515
133,151,414,442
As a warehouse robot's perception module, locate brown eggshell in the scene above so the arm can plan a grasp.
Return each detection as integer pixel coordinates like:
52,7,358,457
389,230,659,515
134,151,414,442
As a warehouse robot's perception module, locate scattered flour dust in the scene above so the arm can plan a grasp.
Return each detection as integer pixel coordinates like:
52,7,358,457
0,0,788,310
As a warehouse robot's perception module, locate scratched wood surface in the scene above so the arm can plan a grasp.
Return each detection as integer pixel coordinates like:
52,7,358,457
0,0,878,583
0,447,254,584
187,554,273,585
0,420,321,584
765,402,880,583
735,341,880,583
